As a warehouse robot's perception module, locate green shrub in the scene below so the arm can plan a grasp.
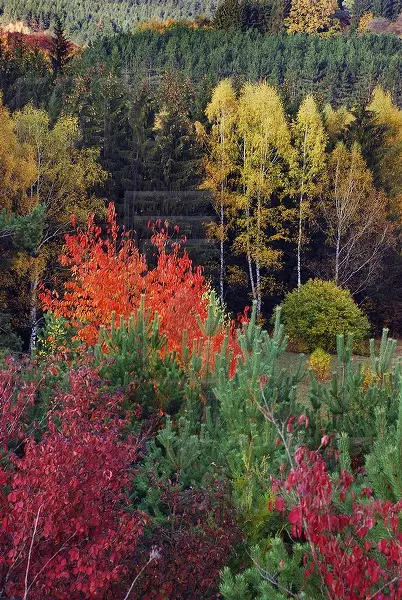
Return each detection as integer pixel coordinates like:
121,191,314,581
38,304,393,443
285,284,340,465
280,279,370,353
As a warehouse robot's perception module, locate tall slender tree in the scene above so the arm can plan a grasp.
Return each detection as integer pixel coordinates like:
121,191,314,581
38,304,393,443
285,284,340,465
320,142,391,293
198,79,238,303
49,16,73,76
291,95,326,288
11,105,106,353
368,87,402,200
235,82,293,312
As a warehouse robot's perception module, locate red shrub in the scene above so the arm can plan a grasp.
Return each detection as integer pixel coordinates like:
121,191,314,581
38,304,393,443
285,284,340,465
133,481,240,599
40,204,241,376
0,366,148,599
273,447,402,600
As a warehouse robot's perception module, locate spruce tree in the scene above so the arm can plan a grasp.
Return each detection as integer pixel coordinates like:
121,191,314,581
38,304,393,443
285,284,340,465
49,16,72,76
343,105,388,189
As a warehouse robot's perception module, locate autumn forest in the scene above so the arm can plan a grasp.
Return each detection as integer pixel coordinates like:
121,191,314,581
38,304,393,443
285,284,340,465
0,1,402,598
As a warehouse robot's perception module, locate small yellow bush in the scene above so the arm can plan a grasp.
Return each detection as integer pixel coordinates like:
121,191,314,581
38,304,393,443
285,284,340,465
309,348,331,382
358,12,374,34
360,366,381,394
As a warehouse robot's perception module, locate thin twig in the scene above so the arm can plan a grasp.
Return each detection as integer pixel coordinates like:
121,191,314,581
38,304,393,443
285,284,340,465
123,548,161,600
23,504,43,600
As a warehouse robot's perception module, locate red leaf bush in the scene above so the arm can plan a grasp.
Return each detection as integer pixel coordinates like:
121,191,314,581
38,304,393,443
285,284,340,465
133,482,240,599
0,366,148,599
273,447,402,600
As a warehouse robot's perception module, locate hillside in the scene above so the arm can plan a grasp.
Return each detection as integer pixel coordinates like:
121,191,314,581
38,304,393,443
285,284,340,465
0,0,217,42
1,0,402,42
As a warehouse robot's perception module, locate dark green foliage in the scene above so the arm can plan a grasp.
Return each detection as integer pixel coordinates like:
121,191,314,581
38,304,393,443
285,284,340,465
214,0,246,29
0,39,52,110
0,204,45,254
365,388,402,501
81,30,402,107
0,312,23,354
220,539,320,599
94,298,186,415
244,0,286,33
307,329,401,444
352,0,401,21
0,0,217,44
343,106,389,188
49,16,73,75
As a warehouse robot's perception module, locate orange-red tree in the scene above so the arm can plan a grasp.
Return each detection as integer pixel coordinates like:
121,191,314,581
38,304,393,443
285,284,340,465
41,204,235,362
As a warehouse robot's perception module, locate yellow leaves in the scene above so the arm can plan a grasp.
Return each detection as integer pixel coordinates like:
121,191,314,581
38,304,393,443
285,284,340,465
238,82,292,162
286,0,339,34
0,97,36,212
368,87,402,199
328,142,374,211
368,87,402,143
358,12,374,33
323,104,355,141
11,106,106,222
290,94,327,199
206,79,237,124
153,108,169,132
11,253,45,278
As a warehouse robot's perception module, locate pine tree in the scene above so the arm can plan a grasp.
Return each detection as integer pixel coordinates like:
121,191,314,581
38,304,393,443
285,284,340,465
49,16,73,75
344,104,388,189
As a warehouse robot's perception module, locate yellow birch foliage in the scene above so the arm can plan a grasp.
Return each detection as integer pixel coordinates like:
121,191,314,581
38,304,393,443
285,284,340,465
286,0,339,34
235,82,294,307
368,87,402,203
0,97,36,213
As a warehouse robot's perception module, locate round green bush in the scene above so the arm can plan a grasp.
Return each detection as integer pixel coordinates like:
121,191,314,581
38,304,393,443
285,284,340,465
279,279,370,353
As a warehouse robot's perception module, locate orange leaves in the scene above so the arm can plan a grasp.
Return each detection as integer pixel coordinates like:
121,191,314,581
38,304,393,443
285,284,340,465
41,204,218,355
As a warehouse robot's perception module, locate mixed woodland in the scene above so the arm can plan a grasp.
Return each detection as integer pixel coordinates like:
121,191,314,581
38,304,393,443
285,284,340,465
0,2,402,598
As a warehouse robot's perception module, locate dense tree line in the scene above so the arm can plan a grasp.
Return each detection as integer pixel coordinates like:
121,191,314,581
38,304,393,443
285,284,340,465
81,29,402,106
0,25,401,345
1,0,401,42
0,0,217,43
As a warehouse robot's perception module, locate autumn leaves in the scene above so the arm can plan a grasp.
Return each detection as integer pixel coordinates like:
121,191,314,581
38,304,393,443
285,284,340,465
199,81,399,310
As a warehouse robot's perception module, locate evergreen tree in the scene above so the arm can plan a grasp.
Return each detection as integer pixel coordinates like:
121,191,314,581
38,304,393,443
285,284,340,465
0,311,23,354
214,0,246,29
49,16,73,76
343,105,388,189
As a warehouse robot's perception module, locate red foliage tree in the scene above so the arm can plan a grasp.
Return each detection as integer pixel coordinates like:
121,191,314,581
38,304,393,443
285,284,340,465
273,447,402,600
41,204,221,351
0,366,148,599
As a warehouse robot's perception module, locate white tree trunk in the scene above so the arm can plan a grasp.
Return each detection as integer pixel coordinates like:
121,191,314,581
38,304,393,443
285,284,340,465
29,274,39,357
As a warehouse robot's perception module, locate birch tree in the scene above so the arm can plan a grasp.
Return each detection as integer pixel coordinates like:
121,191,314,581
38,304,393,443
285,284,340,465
368,87,402,200
235,82,293,312
291,95,326,288
12,105,106,354
198,79,238,303
320,142,392,294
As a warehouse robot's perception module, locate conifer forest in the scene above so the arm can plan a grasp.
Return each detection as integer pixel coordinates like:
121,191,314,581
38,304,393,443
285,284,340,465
0,1,402,598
